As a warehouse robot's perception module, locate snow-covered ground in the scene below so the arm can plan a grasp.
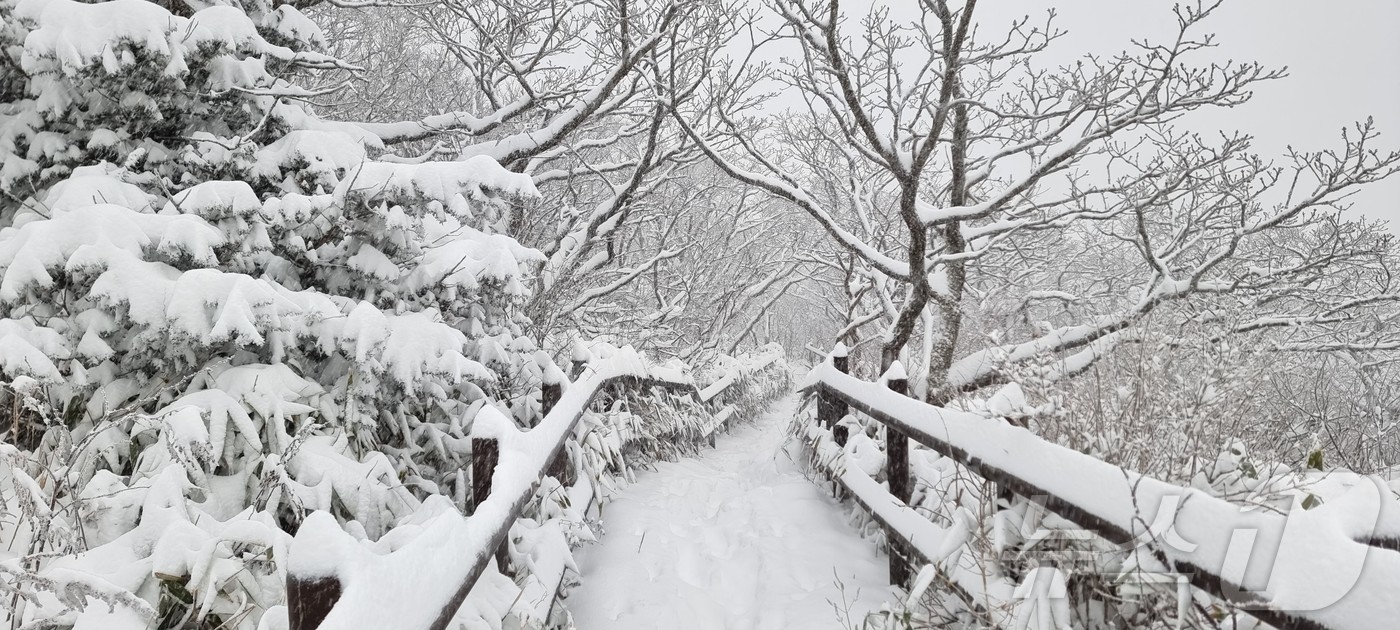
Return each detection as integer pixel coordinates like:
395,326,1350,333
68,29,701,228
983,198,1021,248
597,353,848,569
568,394,894,629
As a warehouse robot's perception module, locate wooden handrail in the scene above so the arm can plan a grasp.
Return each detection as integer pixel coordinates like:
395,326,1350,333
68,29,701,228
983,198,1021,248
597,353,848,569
287,346,784,630
803,361,1400,630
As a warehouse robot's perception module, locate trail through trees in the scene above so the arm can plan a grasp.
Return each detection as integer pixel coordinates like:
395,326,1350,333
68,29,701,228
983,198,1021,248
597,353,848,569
569,393,894,630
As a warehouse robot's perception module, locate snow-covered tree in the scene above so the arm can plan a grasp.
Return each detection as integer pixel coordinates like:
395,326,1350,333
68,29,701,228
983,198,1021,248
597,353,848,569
677,0,1400,403
0,0,551,625
310,0,807,358
527,166,818,360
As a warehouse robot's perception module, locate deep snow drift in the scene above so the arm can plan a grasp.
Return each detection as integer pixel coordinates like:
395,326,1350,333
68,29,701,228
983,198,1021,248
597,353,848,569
568,394,894,629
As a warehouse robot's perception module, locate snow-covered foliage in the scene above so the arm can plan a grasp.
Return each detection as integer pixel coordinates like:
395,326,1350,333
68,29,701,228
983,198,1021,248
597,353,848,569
796,365,1400,630
311,5,805,361
0,0,553,627
583,343,789,495
274,342,789,630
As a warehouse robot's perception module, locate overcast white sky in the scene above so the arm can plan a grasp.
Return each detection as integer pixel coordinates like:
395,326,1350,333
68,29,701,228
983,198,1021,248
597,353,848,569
968,0,1400,230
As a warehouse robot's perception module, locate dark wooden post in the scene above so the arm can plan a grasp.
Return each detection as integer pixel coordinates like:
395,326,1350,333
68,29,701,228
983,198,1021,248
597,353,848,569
287,575,341,630
542,375,574,486
884,361,911,587
817,383,837,430
705,403,716,448
472,437,510,576
830,343,850,447
815,344,852,500
541,381,563,419
570,341,591,381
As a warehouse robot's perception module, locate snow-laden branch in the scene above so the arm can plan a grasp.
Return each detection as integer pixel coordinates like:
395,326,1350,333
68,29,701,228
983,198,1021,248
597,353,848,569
669,113,911,279
559,247,687,315
722,276,800,355
456,20,677,167
355,98,533,145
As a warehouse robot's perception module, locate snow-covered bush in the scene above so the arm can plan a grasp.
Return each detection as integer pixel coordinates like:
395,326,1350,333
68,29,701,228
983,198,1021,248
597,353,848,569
0,0,547,627
582,343,789,490
265,343,790,630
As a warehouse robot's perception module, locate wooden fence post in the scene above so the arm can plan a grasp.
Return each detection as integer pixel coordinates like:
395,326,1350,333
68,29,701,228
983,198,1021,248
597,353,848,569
815,344,852,501
542,382,562,416
570,341,591,381
287,575,341,630
883,361,911,587
472,437,510,576
817,382,837,430
542,375,574,485
830,343,850,447
818,344,850,442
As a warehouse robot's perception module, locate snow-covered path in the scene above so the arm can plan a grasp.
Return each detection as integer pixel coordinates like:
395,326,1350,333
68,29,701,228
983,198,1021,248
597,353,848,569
568,394,895,629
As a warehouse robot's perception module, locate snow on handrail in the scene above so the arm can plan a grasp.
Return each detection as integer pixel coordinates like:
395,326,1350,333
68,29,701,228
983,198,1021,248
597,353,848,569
800,422,1016,623
698,345,784,403
286,346,779,630
802,362,1400,630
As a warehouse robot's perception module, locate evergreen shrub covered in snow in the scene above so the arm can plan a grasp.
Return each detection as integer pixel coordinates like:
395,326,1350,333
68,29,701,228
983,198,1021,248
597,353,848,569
270,342,791,630
0,0,787,628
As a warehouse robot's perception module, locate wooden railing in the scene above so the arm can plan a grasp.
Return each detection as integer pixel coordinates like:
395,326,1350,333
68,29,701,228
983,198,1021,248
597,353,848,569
280,340,1400,630
801,350,1400,630
286,345,784,630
